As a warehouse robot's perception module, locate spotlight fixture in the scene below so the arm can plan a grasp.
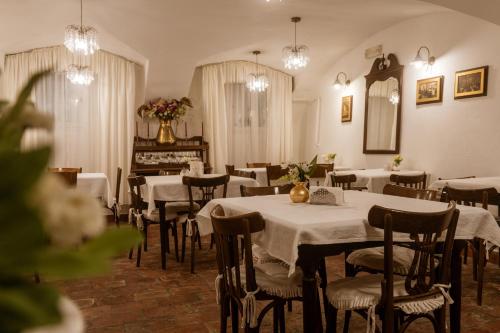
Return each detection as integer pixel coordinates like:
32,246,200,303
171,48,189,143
389,89,400,105
246,51,269,92
411,46,435,69
282,17,309,70
333,72,350,90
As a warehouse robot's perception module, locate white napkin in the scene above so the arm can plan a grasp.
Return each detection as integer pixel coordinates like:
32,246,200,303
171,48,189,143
309,186,345,205
189,160,204,177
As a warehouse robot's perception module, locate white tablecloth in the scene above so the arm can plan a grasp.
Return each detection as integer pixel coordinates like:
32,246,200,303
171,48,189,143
77,173,111,206
197,191,500,275
237,168,268,186
325,169,427,193
429,177,500,192
144,174,258,215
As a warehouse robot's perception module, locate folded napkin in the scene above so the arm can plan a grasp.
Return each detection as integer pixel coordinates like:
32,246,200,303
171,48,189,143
309,186,345,206
189,160,204,177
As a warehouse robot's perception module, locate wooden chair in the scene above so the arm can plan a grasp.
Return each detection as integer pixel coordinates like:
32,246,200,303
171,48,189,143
111,167,122,226
330,174,367,191
383,184,437,201
211,205,303,332
246,162,271,168
49,170,78,186
127,175,179,268
326,203,459,333
240,183,294,197
309,163,334,186
266,165,290,186
182,175,230,273
390,173,427,189
441,186,499,305
347,184,440,278
225,165,257,180
48,167,82,173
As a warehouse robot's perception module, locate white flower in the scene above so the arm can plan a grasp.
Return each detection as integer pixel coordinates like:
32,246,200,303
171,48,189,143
32,174,105,247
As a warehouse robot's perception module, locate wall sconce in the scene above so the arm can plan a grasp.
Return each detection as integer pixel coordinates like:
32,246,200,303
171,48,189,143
389,89,400,105
411,46,435,69
333,72,350,90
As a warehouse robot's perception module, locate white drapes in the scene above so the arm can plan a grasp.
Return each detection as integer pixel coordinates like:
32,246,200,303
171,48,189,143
2,46,140,204
201,61,293,172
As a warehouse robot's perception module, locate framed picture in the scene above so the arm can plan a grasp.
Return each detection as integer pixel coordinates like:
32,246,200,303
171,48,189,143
341,95,353,122
416,76,443,105
454,66,488,99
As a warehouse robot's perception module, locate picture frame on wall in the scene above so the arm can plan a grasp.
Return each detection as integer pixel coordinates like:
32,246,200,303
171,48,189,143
341,95,353,122
416,75,443,105
454,66,488,99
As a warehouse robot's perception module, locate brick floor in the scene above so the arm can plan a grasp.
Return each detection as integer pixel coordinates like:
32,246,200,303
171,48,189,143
55,224,500,332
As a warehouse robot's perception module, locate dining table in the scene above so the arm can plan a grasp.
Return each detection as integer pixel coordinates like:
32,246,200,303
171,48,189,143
142,174,259,269
77,173,112,206
196,190,500,333
325,168,427,193
237,165,351,186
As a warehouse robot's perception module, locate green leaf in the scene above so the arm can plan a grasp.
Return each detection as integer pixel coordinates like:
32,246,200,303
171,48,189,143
0,281,61,333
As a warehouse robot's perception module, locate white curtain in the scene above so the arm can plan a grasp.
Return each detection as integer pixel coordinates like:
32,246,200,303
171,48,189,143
2,46,140,204
202,61,293,172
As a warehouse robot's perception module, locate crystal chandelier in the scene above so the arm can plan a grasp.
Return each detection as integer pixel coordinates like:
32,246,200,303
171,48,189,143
246,51,269,92
66,65,95,85
282,17,309,70
64,0,99,55
389,89,400,105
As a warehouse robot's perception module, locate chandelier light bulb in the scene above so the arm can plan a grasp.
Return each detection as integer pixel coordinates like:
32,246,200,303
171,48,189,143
247,50,269,92
389,89,400,105
66,65,95,86
282,17,309,70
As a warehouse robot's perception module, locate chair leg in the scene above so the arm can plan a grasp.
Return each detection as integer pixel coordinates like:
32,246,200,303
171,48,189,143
191,230,197,274
165,223,171,254
230,298,239,333
143,224,148,252
220,295,228,333
128,247,133,259
279,302,286,333
477,241,486,306
181,223,187,263
434,307,446,333
342,310,351,333
197,231,202,250
273,303,279,333
136,242,142,267
172,220,180,262
287,300,292,312
472,239,479,281
463,243,468,264
325,302,338,333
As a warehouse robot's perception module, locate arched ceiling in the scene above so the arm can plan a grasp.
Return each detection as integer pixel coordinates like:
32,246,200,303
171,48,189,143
0,0,464,99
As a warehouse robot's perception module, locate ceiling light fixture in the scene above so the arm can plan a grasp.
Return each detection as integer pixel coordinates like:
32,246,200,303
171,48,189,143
282,17,309,70
246,51,269,92
66,65,95,86
411,46,435,69
333,72,350,90
64,0,99,55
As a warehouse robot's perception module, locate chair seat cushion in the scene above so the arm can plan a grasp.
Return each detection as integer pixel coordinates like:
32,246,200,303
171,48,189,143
235,262,302,299
347,246,422,275
252,245,287,266
165,201,201,214
326,274,445,315
143,209,177,222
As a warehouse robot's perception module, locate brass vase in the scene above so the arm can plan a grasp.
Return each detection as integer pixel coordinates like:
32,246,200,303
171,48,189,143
289,182,309,203
156,119,176,145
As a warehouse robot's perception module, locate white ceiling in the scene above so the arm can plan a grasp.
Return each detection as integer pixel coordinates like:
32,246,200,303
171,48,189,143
0,0,494,100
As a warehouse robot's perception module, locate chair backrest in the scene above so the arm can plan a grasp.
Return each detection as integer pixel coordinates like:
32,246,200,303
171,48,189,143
225,165,256,180
309,164,334,186
48,167,82,173
246,162,271,168
266,165,290,186
114,167,122,205
50,170,78,186
211,205,265,303
127,175,147,211
368,202,459,325
438,176,476,181
182,175,230,213
389,173,427,189
383,184,437,201
331,174,357,190
240,183,294,197
441,186,498,209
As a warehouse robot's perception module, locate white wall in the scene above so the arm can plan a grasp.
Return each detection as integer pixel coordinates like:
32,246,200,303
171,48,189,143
306,11,500,180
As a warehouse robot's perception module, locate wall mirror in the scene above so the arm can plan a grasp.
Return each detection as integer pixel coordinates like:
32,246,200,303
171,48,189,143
363,53,403,154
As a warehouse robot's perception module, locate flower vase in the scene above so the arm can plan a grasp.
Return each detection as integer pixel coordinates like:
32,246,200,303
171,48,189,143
290,182,309,203
156,119,176,145
392,164,400,171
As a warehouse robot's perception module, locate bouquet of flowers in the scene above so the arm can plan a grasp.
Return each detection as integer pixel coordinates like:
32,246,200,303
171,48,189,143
393,155,403,167
137,97,192,121
281,155,318,184
0,71,140,333
322,153,336,163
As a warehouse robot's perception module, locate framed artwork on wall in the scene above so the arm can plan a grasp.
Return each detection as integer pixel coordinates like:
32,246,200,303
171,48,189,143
341,95,353,122
416,75,443,105
454,66,488,99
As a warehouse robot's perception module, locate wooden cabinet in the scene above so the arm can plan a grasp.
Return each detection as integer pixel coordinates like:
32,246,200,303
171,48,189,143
130,136,211,175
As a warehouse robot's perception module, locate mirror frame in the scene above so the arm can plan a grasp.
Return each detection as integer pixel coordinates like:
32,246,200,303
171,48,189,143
363,53,404,154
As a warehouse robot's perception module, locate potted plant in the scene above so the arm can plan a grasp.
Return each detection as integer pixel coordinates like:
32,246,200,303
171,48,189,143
0,71,141,333
280,156,318,203
393,155,403,171
322,153,336,164
137,97,192,145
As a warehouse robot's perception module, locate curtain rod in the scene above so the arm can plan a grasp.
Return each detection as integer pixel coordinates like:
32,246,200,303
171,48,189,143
198,59,294,78
4,45,143,67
